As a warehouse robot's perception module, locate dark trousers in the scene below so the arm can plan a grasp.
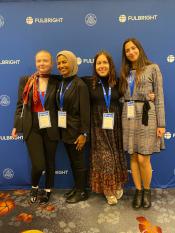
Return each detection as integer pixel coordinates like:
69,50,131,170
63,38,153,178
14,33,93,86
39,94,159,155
64,143,87,191
26,126,58,189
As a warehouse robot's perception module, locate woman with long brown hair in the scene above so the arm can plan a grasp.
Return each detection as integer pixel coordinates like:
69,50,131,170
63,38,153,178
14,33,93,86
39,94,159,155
84,50,128,205
119,38,165,209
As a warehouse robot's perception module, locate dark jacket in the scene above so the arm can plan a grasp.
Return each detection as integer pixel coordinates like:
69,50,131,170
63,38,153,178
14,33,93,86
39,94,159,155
14,75,60,140
56,75,90,144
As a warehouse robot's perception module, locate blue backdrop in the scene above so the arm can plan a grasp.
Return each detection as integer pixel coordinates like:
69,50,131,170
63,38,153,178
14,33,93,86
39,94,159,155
0,0,174,190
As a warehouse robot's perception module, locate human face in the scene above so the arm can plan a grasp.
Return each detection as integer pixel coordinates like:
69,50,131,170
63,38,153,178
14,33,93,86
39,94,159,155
95,54,110,77
35,51,53,75
57,55,71,78
125,41,140,64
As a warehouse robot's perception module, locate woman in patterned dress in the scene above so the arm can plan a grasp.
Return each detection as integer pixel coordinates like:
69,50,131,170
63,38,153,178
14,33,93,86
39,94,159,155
119,38,165,209
84,51,128,205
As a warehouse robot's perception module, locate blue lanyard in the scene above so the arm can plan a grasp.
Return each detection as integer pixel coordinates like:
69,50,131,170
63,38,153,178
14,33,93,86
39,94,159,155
99,79,111,112
59,81,73,110
39,91,46,109
128,71,135,97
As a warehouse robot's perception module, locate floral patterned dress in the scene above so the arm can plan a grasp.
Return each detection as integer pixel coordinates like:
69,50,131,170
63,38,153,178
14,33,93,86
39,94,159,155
83,77,128,196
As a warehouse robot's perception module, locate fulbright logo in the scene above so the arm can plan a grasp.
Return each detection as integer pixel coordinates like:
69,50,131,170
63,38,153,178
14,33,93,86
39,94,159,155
0,135,23,141
0,95,10,106
3,168,14,180
164,132,172,140
0,15,4,28
77,57,94,65
0,59,20,65
85,13,97,26
167,55,175,63
163,131,175,140
118,14,158,23
26,16,63,25
42,170,68,175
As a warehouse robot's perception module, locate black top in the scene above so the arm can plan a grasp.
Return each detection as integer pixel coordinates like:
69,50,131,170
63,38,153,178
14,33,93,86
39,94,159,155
56,75,90,144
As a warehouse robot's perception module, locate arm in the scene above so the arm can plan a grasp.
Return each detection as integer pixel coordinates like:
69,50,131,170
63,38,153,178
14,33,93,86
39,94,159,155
74,80,90,150
152,64,165,137
12,77,28,137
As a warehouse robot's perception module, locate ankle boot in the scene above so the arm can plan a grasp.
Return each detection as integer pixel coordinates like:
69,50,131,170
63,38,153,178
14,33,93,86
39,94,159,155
39,190,51,204
143,189,151,209
64,188,76,199
30,187,38,203
132,189,143,209
66,190,88,204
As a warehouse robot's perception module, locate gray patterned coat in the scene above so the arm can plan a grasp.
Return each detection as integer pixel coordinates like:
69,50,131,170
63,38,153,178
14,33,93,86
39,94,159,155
122,64,165,155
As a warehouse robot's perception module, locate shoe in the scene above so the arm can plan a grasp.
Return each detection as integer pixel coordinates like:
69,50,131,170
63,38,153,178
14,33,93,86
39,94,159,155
115,189,123,200
132,189,143,209
39,190,51,204
66,191,88,204
106,195,118,205
64,188,76,199
143,189,151,209
30,187,38,203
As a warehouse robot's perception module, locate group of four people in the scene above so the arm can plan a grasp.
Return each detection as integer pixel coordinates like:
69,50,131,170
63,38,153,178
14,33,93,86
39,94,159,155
11,38,165,209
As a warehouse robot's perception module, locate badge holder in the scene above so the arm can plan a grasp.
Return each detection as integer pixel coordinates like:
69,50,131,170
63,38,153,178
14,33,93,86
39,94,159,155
102,112,114,129
127,101,135,119
58,111,67,128
38,111,51,129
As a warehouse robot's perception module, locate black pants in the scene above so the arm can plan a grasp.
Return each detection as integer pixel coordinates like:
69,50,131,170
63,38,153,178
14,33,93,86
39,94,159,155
64,143,87,191
26,126,58,189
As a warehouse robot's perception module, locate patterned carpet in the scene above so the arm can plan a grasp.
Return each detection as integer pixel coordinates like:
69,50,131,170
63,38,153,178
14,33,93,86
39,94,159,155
0,189,174,233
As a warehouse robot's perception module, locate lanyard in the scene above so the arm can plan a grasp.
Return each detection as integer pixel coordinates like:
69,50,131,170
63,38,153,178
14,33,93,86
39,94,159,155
59,81,73,110
99,79,111,112
39,91,46,109
128,71,135,97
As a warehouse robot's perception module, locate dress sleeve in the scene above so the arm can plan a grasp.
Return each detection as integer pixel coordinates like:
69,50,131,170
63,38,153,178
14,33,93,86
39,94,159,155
152,64,165,128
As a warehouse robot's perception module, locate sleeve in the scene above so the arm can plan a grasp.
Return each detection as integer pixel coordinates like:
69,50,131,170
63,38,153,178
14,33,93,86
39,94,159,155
152,64,166,128
81,76,92,90
79,80,90,136
13,77,27,130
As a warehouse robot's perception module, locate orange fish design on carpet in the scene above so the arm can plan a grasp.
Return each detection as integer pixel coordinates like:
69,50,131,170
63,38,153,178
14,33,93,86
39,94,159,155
0,199,15,216
137,216,162,233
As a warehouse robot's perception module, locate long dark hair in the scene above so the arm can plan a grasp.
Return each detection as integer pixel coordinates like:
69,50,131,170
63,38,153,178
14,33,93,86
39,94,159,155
119,38,152,95
92,50,117,89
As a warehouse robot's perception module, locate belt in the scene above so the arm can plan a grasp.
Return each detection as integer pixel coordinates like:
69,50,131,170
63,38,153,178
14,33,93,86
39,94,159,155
125,100,150,126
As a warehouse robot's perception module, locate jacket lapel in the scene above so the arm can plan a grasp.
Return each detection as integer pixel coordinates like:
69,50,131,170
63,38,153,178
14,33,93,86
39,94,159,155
44,76,53,105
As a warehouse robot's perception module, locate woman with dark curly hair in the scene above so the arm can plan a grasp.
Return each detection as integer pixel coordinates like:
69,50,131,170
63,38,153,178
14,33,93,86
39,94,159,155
84,51,128,205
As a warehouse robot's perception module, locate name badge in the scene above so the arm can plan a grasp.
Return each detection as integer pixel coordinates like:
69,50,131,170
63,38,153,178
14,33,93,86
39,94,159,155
102,112,114,129
58,111,67,128
127,101,135,119
38,111,51,129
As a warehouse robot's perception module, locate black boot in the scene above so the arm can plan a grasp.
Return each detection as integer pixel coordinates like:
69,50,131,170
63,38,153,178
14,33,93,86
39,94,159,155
66,190,88,204
40,190,51,204
66,169,87,203
64,188,76,199
30,187,38,203
143,189,151,209
132,189,143,209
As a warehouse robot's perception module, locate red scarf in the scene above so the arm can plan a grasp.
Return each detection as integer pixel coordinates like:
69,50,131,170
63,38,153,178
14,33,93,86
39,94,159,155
23,72,39,105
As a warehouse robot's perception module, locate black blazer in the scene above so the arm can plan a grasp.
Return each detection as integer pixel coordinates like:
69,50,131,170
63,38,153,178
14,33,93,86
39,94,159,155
14,75,60,141
56,75,90,144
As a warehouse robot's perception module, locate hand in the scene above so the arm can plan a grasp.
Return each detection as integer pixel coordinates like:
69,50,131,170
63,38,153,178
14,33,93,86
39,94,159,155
74,134,86,151
11,128,18,138
148,92,155,102
157,128,165,138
